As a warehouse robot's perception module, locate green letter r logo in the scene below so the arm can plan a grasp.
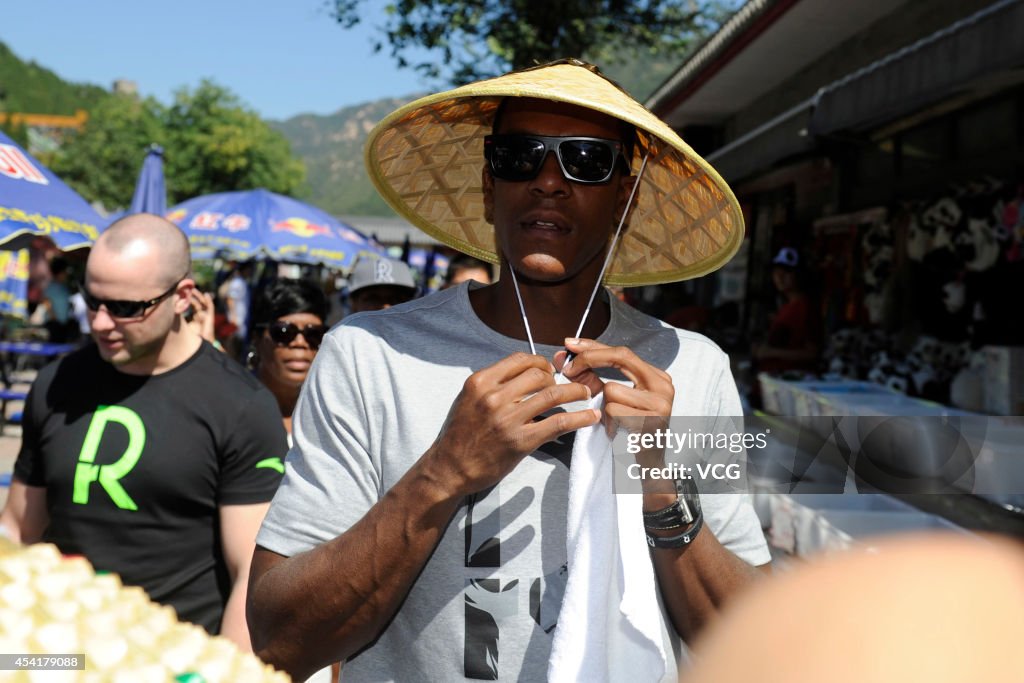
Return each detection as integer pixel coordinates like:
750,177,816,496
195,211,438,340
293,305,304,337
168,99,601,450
73,405,146,511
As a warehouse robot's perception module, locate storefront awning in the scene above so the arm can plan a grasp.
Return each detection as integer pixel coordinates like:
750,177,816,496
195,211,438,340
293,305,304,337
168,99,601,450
706,100,815,181
810,0,1024,136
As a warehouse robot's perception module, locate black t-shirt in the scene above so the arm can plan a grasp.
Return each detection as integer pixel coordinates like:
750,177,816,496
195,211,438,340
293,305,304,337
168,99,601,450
14,341,287,633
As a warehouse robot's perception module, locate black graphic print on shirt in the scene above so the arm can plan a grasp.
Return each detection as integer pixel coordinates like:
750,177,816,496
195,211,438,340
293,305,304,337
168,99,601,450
462,424,575,680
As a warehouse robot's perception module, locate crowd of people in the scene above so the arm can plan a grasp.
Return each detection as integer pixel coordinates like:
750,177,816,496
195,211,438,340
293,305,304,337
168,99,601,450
17,241,497,355
0,58,1017,683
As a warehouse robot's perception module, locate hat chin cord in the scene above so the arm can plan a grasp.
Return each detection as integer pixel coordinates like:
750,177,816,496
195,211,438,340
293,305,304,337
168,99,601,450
506,154,649,369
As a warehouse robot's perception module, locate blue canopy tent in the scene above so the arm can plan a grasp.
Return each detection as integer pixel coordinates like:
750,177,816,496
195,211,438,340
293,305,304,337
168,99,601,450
0,130,103,320
165,188,383,269
0,130,103,252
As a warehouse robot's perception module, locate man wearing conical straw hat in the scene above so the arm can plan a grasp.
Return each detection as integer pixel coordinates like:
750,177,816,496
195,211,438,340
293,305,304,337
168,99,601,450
249,59,770,682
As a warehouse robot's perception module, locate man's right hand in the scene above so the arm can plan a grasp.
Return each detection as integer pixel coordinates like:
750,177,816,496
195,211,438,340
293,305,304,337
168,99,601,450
424,352,599,498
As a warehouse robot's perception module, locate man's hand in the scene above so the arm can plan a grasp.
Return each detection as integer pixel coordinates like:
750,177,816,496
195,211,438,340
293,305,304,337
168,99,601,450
557,337,762,640
556,337,676,501
426,352,600,498
556,337,674,443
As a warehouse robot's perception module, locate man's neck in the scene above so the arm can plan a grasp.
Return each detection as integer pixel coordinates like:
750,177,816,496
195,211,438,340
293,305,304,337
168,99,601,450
470,269,611,347
116,328,204,376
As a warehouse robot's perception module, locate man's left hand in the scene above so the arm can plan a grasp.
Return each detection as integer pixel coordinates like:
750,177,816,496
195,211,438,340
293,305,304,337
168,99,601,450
555,338,674,442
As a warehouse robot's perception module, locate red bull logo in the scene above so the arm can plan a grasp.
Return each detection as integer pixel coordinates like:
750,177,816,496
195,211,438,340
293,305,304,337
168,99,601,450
165,208,187,224
0,144,48,185
271,217,333,239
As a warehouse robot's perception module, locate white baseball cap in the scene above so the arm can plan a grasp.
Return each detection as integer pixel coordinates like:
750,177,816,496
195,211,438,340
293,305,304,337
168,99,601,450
348,257,417,295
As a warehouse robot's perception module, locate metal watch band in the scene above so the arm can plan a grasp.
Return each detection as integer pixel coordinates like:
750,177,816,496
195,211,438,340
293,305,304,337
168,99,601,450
646,513,704,550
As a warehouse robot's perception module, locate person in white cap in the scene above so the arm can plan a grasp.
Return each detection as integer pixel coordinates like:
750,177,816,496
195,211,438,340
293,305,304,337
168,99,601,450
249,59,769,682
346,256,419,313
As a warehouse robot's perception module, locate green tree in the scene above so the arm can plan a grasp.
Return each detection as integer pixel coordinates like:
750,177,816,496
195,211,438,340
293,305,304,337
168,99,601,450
51,81,306,211
164,81,306,202
0,118,31,148
333,0,736,85
50,93,166,210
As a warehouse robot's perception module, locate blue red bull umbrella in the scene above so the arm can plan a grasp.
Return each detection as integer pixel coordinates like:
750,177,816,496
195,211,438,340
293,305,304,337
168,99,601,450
129,144,166,216
164,188,383,268
0,130,103,251
0,249,29,318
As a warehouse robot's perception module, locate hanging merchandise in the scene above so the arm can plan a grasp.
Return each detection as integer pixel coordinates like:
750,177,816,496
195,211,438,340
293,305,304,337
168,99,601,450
816,173,1024,408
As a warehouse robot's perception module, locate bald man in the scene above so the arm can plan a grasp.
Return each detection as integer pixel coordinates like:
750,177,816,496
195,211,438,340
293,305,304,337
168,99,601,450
0,214,288,650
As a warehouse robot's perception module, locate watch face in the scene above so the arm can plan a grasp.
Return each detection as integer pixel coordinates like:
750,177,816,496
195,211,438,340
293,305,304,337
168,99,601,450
677,498,696,524
676,478,702,522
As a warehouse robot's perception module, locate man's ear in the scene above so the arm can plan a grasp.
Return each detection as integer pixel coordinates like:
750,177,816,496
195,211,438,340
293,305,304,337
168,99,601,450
174,278,196,314
482,166,495,225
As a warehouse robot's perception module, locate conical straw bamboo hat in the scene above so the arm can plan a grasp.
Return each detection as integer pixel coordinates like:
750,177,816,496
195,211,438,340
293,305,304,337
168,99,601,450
365,59,744,286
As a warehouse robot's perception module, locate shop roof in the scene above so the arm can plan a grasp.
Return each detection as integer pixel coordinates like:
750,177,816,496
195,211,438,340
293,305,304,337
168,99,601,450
647,0,905,127
340,215,442,247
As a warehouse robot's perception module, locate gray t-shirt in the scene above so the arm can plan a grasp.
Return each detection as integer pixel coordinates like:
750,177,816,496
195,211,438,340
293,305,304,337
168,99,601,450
257,283,770,682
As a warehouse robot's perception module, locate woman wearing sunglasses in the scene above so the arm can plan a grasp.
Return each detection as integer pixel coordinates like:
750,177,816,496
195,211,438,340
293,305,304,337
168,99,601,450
247,279,329,437
248,277,338,683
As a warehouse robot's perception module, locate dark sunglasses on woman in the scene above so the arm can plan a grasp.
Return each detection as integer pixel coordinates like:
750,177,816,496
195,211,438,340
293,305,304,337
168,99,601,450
261,321,328,349
483,134,626,184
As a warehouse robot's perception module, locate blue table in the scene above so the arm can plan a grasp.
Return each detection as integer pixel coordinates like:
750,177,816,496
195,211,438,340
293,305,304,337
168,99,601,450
0,341,78,356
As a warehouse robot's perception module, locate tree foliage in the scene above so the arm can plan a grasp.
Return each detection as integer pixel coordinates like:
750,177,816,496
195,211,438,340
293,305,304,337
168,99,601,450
333,0,735,85
51,81,306,211
164,82,306,202
49,94,165,210
0,119,30,148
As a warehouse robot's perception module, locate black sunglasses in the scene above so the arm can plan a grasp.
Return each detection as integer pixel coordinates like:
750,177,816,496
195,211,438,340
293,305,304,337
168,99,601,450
82,279,183,319
261,321,328,349
484,134,625,184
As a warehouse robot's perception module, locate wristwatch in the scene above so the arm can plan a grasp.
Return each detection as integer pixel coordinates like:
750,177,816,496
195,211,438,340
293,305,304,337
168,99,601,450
643,478,703,549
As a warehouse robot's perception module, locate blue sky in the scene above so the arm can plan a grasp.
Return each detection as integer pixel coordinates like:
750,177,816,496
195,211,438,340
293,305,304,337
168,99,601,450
2,0,433,120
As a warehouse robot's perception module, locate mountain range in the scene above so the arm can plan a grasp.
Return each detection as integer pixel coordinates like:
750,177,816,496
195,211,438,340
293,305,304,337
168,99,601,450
267,51,685,216
270,96,418,216
0,42,108,116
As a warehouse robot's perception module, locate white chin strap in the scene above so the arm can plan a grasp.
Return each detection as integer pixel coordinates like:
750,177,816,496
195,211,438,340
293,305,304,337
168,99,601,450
508,153,650,358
